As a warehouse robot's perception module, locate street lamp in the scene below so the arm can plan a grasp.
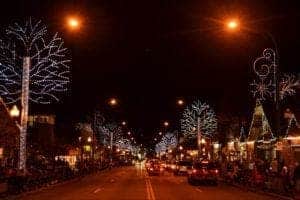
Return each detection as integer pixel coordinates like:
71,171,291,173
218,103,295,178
10,105,20,118
164,121,169,127
66,16,81,30
108,98,118,107
177,99,184,106
226,19,239,31
87,136,92,143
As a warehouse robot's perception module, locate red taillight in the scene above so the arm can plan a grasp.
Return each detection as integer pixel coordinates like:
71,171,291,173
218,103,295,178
192,169,197,173
214,169,219,174
150,168,153,171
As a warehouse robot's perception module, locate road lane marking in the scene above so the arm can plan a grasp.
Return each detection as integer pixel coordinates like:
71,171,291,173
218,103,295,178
146,179,151,200
148,179,155,200
93,187,103,194
144,173,156,200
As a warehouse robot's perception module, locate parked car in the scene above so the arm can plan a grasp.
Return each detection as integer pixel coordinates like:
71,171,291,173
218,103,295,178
173,160,192,175
187,160,219,185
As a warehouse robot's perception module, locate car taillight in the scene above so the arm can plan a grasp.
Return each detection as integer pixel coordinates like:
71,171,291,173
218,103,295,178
150,168,153,171
192,169,197,173
215,169,219,174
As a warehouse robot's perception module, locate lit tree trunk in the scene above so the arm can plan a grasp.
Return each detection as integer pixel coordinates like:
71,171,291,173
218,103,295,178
197,116,201,158
19,56,30,172
110,132,113,165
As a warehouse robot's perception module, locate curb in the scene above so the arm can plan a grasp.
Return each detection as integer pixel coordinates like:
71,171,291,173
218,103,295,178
225,181,293,200
0,167,110,199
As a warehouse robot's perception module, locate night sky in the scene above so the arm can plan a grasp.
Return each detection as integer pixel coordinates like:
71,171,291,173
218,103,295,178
1,0,300,143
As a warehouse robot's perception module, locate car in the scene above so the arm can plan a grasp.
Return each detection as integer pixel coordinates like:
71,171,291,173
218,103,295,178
147,159,164,176
173,160,192,175
187,160,220,185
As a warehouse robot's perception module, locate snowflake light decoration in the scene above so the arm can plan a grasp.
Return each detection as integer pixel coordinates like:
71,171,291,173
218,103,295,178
280,74,300,100
251,48,299,101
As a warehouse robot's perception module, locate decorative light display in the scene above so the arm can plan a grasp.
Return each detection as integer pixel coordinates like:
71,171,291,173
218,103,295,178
0,19,70,171
155,142,166,155
180,100,217,139
160,132,177,150
115,138,133,151
251,48,299,101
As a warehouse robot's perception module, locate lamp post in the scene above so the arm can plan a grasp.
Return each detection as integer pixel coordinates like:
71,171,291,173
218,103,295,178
224,18,283,138
252,48,280,138
197,115,202,159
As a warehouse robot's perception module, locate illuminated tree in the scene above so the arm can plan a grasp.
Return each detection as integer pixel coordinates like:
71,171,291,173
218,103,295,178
161,132,177,149
0,19,70,171
181,100,217,139
115,138,133,151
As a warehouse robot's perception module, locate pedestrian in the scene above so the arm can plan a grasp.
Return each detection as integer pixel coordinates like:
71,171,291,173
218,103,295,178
270,158,278,175
281,165,290,193
293,162,300,199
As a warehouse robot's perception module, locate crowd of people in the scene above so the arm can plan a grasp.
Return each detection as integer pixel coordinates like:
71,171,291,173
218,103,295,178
221,158,300,198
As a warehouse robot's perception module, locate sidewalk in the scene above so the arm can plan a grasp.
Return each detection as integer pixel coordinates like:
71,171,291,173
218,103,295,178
224,181,294,200
0,166,110,199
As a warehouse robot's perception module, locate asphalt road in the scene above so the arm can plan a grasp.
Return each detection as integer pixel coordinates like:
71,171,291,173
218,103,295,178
6,164,281,200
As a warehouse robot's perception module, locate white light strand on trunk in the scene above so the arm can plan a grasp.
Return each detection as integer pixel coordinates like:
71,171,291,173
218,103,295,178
0,19,70,172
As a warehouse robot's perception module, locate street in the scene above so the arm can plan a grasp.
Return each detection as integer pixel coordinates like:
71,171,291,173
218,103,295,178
5,164,279,200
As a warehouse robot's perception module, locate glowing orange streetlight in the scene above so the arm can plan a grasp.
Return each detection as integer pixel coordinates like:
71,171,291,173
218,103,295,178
177,99,184,106
164,121,169,127
108,98,118,106
10,105,20,117
226,19,239,31
66,16,81,30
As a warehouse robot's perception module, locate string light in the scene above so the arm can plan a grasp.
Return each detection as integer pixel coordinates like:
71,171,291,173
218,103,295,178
181,100,217,139
0,19,70,171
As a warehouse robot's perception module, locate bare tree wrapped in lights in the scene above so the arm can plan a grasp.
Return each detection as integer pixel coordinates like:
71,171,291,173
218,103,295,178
160,132,178,150
181,100,217,139
0,19,70,171
92,110,108,144
155,141,166,155
115,138,133,151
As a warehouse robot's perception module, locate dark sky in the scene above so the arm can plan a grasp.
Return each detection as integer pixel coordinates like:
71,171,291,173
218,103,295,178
1,0,300,142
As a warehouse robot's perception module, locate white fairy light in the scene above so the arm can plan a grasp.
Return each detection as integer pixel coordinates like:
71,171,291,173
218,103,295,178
160,132,177,150
251,48,299,101
0,19,70,171
181,100,217,139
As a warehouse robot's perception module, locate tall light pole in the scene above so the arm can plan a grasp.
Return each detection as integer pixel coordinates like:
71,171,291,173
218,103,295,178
252,48,280,137
224,18,284,138
107,97,119,166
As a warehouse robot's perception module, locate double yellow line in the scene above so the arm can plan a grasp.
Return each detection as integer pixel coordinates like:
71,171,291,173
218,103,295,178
145,176,156,200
